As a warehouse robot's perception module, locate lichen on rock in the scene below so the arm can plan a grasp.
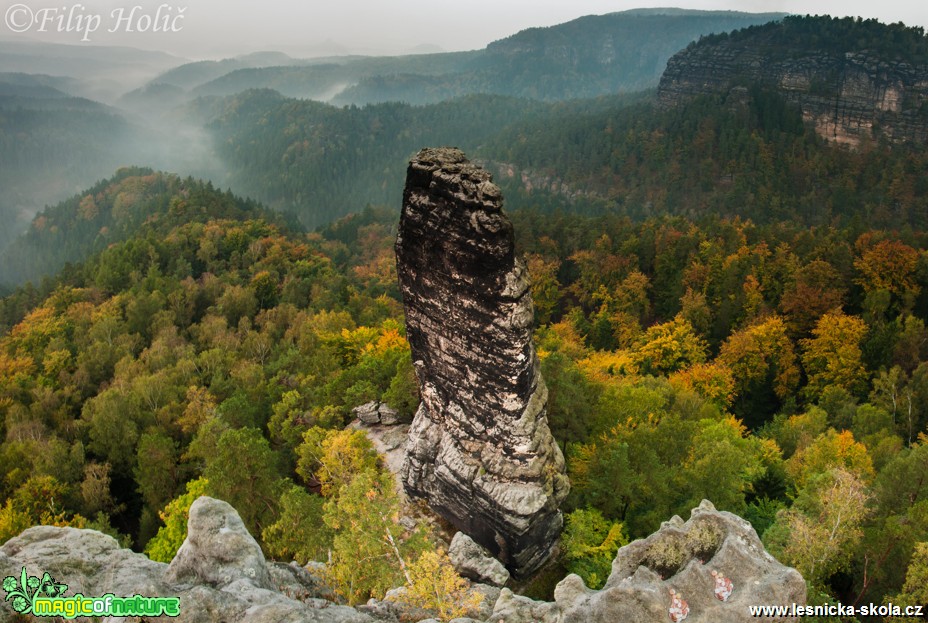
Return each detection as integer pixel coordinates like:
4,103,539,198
492,500,806,623
395,147,569,577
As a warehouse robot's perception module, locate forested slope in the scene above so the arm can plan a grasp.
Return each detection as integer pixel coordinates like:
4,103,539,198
2,172,928,608
484,87,928,227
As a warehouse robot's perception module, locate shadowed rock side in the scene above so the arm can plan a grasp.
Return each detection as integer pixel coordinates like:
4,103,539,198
395,147,569,577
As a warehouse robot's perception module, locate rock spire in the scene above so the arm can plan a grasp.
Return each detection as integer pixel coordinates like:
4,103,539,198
395,147,569,577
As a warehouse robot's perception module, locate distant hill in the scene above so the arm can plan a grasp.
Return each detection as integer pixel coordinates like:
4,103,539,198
0,73,76,98
133,9,785,106
146,52,302,91
0,169,289,287
332,9,786,104
477,83,928,227
658,15,928,146
0,41,184,102
190,51,479,100
190,89,565,228
473,9,788,97
0,87,137,257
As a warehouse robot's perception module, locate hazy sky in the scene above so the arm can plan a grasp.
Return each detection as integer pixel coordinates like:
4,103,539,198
1,0,926,58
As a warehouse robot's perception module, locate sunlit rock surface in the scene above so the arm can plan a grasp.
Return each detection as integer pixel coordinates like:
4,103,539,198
0,497,372,623
0,498,803,622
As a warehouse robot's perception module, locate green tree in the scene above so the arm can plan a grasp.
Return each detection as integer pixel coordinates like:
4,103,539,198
324,469,411,605
135,432,180,513
885,542,928,616
765,469,871,587
145,478,208,563
296,427,381,496
680,417,768,513
562,508,627,589
262,485,332,565
202,427,286,536
382,351,419,422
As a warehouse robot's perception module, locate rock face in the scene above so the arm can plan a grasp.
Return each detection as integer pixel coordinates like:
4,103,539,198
658,16,928,147
395,147,569,577
449,532,511,587
492,500,806,623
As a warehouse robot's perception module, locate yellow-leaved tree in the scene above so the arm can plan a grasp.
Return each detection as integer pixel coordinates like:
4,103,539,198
800,311,869,398
397,549,482,621
144,477,209,563
765,468,871,587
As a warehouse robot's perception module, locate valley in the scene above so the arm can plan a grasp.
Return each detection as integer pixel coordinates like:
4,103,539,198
2,7,928,621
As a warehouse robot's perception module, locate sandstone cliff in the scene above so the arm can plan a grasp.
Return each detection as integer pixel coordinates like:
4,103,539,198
658,16,928,146
0,498,805,622
395,147,569,577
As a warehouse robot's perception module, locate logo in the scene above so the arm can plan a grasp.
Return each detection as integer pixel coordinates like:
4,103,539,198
3,567,180,619
4,4,186,42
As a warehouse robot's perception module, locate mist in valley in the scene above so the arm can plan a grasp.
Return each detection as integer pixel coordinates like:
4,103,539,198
0,58,233,287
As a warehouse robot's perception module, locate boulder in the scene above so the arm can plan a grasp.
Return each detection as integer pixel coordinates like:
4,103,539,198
378,403,400,426
0,497,375,623
449,532,510,587
0,498,804,623
353,401,382,425
166,496,273,590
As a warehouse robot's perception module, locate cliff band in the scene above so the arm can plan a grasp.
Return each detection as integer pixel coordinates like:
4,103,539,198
395,147,569,577
658,18,928,146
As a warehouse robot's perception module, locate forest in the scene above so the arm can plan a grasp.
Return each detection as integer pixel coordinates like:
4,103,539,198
2,12,928,622
189,82,928,235
1,164,928,616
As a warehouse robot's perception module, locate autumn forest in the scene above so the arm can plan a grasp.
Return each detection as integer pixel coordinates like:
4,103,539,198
2,12,928,622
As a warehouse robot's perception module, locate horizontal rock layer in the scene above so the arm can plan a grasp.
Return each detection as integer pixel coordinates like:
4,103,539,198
395,147,569,577
658,37,928,146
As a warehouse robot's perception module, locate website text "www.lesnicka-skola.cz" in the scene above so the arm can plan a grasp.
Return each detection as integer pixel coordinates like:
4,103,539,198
750,602,924,618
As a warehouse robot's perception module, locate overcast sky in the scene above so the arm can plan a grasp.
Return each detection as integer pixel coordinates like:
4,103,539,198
2,0,926,59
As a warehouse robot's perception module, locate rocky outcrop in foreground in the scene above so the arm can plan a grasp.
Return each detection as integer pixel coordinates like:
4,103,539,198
395,147,569,577
0,498,803,622
495,500,805,623
0,497,371,623
658,16,928,146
